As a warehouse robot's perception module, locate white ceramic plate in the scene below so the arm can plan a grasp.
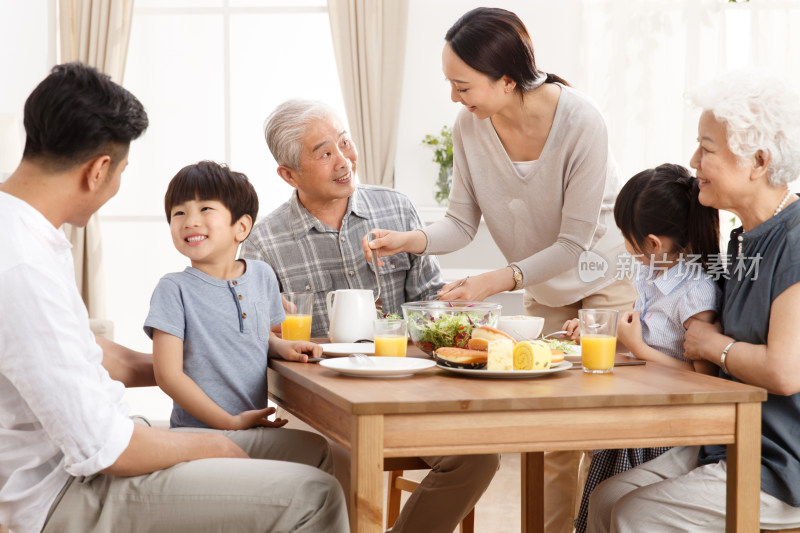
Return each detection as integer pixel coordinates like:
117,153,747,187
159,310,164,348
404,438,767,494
436,359,573,379
319,356,435,377
319,343,375,356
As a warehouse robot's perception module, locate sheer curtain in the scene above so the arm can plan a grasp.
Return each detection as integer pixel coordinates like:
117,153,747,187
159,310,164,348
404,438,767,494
327,0,408,187
575,0,800,181
58,0,135,319
582,0,800,242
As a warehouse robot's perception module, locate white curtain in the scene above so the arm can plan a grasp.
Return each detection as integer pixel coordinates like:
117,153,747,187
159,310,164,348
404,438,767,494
571,0,800,243
58,0,135,319
326,0,409,187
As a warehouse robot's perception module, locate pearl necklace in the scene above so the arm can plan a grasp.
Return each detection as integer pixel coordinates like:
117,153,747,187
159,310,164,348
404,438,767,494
738,188,794,255
774,188,794,216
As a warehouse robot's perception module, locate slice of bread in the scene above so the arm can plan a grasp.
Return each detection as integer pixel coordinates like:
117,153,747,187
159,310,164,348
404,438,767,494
435,347,489,369
487,338,514,371
550,349,565,363
468,326,516,351
435,347,489,364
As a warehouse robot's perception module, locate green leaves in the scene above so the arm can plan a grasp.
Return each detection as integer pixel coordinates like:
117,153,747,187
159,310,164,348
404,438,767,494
422,125,454,206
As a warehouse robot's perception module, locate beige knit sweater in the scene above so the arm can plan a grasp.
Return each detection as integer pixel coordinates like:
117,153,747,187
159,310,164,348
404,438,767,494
423,84,626,307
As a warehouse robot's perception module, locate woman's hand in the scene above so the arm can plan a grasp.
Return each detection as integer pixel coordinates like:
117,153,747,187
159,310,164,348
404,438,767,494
683,319,722,361
437,268,515,302
362,229,427,266
232,407,288,429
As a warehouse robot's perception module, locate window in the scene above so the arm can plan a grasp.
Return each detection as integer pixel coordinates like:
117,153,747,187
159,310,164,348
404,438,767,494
102,0,346,353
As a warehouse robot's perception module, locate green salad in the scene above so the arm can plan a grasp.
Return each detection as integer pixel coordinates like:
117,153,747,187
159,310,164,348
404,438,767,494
406,309,496,355
546,338,578,353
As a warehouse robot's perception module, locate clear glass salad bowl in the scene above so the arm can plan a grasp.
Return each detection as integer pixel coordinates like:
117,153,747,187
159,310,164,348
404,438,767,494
401,300,501,356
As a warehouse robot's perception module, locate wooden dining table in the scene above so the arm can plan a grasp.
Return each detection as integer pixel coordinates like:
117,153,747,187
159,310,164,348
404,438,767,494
267,345,766,533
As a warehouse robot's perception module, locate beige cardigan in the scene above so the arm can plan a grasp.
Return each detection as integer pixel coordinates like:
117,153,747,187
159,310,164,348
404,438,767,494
423,84,626,307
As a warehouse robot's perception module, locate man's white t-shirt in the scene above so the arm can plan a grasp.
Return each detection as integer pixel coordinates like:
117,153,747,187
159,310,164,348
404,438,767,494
0,191,134,533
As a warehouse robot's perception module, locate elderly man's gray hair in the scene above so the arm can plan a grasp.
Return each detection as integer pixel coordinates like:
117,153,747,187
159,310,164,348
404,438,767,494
690,71,800,187
263,99,340,170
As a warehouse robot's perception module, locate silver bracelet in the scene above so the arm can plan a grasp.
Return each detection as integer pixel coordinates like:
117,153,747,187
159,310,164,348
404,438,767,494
720,341,736,375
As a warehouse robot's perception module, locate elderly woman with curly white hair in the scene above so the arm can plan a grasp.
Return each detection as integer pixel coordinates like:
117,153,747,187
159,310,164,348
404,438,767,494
587,70,800,532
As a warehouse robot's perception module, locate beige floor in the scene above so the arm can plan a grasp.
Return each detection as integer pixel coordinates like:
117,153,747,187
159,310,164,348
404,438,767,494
387,453,521,532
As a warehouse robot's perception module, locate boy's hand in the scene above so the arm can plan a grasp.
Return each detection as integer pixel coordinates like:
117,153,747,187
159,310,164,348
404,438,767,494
232,406,288,430
562,318,580,342
617,310,644,352
276,339,322,363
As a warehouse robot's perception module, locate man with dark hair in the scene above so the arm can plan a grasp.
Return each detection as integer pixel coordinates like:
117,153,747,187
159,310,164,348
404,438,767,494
0,63,347,533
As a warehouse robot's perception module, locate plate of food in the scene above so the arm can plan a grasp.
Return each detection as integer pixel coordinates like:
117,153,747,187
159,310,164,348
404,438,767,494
319,343,375,356
319,356,435,377
436,359,573,379
547,338,581,361
433,328,571,378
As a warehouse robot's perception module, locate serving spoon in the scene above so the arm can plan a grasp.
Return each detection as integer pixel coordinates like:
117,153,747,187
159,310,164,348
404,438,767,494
367,233,383,310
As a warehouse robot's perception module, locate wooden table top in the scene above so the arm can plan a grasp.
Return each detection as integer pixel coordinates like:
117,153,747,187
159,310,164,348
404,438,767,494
270,353,766,416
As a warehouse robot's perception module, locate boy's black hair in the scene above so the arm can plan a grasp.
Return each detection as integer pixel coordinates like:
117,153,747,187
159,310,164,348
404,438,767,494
23,62,148,171
614,163,720,269
164,161,259,227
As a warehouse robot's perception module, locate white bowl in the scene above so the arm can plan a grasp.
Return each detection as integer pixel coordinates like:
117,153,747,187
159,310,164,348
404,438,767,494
497,315,545,341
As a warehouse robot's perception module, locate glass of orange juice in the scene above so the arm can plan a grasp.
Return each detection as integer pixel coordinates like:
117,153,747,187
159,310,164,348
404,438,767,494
280,292,313,341
578,309,618,373
373,319,408,357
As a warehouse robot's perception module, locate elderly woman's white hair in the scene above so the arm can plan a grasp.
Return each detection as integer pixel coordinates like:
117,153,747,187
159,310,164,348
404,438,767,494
263,99,340,170
689,71,800,187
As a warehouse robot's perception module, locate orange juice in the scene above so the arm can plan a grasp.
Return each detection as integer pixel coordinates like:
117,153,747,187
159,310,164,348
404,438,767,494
374,335,408,357
281,314,312,341
581,334,616,372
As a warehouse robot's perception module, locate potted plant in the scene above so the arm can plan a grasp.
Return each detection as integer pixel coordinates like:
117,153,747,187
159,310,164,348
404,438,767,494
421,125,453,206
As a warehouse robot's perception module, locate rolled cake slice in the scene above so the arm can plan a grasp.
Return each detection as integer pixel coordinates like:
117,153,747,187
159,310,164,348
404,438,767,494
513,340,552,370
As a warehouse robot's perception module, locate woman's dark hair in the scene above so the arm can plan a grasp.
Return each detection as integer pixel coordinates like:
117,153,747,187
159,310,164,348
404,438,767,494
164,161,259,228
23,62,148,171
445,7,569,91
614,163,720,269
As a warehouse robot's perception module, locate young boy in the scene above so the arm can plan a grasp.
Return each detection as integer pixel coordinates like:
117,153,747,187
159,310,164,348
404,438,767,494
145,160,321,430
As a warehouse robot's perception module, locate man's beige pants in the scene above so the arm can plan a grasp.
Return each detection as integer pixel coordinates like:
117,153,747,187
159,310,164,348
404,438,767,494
41,425,349,533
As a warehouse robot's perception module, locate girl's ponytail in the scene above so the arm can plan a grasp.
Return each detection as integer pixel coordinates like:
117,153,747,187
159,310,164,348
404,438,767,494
614,164,720,270
682,176,720,270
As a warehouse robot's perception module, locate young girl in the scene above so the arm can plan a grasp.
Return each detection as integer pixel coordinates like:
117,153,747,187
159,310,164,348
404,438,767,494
566,163,722,533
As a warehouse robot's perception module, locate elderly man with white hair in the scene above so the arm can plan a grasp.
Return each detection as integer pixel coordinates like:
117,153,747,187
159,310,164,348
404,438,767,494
242,99,444,337
587,70,800,532
241,99,500,533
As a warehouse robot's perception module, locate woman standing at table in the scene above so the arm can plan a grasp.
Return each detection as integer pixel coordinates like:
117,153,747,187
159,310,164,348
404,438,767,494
366,7,635,533
587,71,800,532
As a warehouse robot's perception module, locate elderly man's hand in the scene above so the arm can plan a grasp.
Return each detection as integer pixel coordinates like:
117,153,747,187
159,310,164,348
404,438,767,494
683,319,722,361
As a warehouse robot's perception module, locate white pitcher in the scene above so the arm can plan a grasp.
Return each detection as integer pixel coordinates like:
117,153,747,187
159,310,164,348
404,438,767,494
326,289,376,343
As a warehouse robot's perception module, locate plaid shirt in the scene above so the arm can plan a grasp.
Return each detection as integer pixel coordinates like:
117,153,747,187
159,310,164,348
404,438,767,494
241,185,444,337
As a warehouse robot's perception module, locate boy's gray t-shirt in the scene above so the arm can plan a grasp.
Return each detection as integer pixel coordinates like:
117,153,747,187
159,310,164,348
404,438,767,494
144,259,285,429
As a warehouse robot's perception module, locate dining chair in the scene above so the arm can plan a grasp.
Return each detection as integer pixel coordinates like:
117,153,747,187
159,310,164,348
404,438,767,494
384,457,475,533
